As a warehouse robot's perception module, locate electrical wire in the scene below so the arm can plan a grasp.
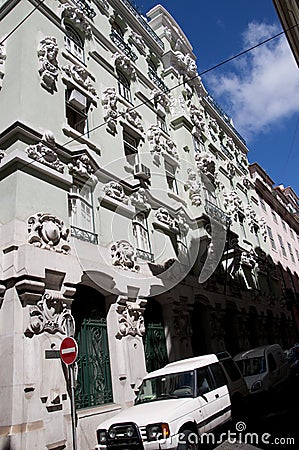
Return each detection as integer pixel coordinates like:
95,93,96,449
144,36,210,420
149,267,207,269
0,0,46,46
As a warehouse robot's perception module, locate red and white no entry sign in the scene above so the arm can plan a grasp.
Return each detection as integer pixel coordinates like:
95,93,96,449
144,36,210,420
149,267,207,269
60,337,78,365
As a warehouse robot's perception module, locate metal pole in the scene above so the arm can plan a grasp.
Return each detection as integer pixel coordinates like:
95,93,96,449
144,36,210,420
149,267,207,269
69,364,78,450
67,318,78,450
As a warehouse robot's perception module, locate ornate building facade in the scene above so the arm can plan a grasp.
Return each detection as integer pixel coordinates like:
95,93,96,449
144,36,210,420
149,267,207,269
0,1,298,449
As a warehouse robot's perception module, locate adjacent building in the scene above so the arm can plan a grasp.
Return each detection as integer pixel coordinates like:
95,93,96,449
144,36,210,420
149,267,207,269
0,1,298,449
273,0,299,67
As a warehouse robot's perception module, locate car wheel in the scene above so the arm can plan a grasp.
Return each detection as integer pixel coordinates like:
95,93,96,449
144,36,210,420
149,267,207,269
177,429,199,450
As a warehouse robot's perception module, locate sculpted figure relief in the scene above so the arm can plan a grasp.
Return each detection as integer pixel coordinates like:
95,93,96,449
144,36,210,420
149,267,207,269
37,37,59,93
27,213,70,254
111,240,139,271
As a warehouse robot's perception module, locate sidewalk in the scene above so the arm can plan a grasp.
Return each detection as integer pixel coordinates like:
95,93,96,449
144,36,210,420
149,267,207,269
215,441,261,449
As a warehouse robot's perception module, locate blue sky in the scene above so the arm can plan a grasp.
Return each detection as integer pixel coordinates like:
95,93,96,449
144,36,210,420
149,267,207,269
138,0,299,194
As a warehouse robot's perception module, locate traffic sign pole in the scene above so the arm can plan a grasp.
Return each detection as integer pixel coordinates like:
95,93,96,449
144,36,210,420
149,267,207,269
60,323,78,450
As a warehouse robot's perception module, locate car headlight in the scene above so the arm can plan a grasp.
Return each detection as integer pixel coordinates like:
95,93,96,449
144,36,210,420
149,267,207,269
251,380,262,392
126,425,135,438
97,429,107,445
146,423,170,441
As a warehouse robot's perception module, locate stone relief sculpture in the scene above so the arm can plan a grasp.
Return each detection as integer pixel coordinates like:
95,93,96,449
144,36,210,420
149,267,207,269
184,168,202,206
259,217,267,242
25,292,74,337
154,208,179,233
111,240,139,271
177,211,189,236
153,89,171,112
68,154,95,180
174,51,198,79
62,5,92,38
245,205,258,232
0,42,6,90
130,188,151,211
189,104,206,138
37,37,59,93
223,190,244,221
62,65,97,96
195,152,215,180
103,181,129,204
114,53,136,81
241,249,257,269
124,108,144,133
27,213,70,254
147,125,178,162
226,162,236,180
26,131,64,173
209,117,219,134
102,87,118,133
129,31,146,55
116,299,145,338
0,149,6,163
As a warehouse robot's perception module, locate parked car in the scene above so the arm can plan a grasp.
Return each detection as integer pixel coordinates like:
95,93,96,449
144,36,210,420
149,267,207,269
96,354,231,450
216,351,249,414
285,343,299,377
234,344,290,394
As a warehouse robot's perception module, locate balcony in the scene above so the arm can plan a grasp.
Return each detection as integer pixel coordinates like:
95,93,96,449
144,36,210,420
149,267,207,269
71,226,98,244
148,66,170,93
204,200,229,227
206,95,246,145
110,29,138,63
72,0,96,19
136,248,155,263
120,0,164,49
220,145,234,160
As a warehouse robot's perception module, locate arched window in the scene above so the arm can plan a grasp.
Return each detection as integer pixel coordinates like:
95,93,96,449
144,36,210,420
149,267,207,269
117,71,132,103
64,24,85,62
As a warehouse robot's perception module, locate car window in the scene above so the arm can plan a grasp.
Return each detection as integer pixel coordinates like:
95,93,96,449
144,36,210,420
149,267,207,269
209,363,227,388
196,367,214,396
267,353,277,372
221,359,242,382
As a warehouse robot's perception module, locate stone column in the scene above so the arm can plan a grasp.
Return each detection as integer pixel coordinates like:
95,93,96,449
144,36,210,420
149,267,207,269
106,296,147,408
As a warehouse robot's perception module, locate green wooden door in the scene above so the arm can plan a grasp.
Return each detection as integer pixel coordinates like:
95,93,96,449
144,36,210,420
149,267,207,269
143,323,168,373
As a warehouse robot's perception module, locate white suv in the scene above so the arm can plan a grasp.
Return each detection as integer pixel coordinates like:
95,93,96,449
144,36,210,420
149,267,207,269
96,354,231,450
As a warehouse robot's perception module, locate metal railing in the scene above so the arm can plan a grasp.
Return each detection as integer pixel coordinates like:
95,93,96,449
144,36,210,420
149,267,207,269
71,225,98,244
72,0,96,19
120,0,164,49
136,248,155,263
148,66,170,93
204,200,229,226
110,29,138,62
206,95,246,145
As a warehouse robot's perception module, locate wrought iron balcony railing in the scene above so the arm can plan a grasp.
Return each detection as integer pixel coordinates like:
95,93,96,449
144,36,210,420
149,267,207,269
206,95,246,145
71,225,98,244
72,0,96,19
148,66,170,93
220,145,234,160
136,248,155,263
204,200,230,227
120,0,164,49
110,30,138,63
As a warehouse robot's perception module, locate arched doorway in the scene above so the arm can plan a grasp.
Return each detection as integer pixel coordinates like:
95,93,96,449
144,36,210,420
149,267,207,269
248,306,259,348
72,284,112,409
191,302,210,356
143,298,168,373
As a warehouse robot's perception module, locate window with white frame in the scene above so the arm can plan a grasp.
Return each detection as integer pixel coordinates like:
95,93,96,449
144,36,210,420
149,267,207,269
278,234,286,257
267,226,276,250
238,214,246,238
165,161,178,194
117,71,132,103
281,219,286,231
296,249,299,262
290,228,295,240
260,197,266,212
157,114,168,133
65,88,90,135
133,213,151,254
193,137,204,153
64,25,85,62
287,242,295,263
271,210,278,223
69,183,94,233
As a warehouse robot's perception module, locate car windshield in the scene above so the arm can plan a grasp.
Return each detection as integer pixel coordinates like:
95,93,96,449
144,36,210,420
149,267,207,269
236,357,266,377
135,370,195,404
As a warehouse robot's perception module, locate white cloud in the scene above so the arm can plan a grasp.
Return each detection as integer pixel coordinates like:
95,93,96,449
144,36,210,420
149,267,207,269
207,22,299,140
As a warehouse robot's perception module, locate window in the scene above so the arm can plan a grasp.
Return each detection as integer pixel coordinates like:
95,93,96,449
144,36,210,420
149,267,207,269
64,25,84,62
123,130,138,165
220,359,242,382
133,213,151,254
111,21,124,38
193,137,204,153
296,249,299,262
260,198,266,211
278,234,286,257
69,183,94,233
117,71,132,103
157,115,168,133
282,220,286,231
165,161,178,194
271,211,277,223
66,88,90,135
267,353,277,373
290,228,295,240
287,243,295,263
209,363,226,388
267,226,276,250
196,367,214,396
